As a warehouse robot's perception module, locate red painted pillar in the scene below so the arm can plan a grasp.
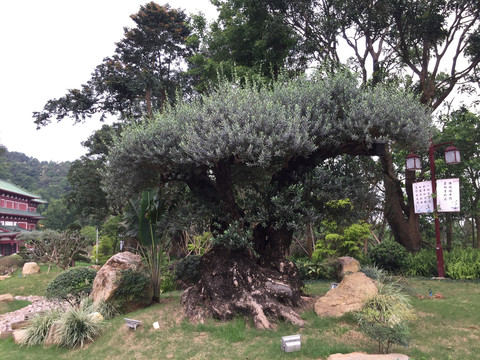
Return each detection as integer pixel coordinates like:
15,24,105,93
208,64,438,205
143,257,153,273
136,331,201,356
429,140,445,278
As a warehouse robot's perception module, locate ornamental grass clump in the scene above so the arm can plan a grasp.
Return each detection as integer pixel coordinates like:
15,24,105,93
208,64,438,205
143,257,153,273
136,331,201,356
94,299,119,320
21,310,60,347
357,282,416,354
56,304,104,348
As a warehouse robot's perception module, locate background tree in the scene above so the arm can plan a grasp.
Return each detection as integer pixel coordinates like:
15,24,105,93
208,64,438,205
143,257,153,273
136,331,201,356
436,107,480,248
66,158,108,226
19,230,89,272
187,0,299,93
33,2,192,126
263,0,480,250
40,198,76,231
102,72,431,328
66,123,123,226
0,149,70,203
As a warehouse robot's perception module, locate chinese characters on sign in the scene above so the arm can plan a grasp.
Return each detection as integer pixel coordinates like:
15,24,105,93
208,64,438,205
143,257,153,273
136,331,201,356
413,179,460,214
436,178,460,212
413,181,434,214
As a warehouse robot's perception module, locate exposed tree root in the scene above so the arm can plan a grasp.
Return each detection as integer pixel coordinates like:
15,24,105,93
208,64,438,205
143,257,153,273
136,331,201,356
181,247,307,329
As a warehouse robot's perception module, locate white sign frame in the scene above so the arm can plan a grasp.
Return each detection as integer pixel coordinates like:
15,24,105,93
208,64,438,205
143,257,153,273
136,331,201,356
413,181,434,214
437,178,460,212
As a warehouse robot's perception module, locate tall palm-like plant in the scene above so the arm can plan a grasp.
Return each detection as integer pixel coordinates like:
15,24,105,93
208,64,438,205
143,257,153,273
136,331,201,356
125,189,169,302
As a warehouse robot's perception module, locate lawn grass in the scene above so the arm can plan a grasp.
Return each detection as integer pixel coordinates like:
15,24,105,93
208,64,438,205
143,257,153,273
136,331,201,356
0,265,59,297
0,300,31,314
405,278,480,360
1,276,479,359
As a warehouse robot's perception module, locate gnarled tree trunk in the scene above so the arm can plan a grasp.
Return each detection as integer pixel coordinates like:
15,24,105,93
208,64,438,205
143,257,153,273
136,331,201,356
181,225,307,329
381,149,422,251
182,142,387,328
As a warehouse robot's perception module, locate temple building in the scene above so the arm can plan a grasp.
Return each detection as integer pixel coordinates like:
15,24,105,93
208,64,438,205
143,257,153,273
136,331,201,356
0,179,46,255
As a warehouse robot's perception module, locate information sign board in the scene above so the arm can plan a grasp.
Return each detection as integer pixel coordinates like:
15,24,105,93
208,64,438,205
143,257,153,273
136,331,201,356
413,179,460,214
437,178,460,212
413,181,434,214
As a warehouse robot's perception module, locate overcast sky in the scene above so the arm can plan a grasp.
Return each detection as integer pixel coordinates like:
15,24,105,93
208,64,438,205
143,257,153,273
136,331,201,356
0,0,217,163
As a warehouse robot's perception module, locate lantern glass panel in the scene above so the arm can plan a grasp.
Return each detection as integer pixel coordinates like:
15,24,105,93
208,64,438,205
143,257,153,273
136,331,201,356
406,157,415,170
445,148,460,164
406,154,421,170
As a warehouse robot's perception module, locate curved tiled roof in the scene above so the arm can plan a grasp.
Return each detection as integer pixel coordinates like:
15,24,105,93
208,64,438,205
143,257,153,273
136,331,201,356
0,179,45,202
0,207,44,219
0,225,22,238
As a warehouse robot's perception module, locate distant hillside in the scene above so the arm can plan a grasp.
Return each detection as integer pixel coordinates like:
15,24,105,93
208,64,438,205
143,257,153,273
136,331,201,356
0,147,71,203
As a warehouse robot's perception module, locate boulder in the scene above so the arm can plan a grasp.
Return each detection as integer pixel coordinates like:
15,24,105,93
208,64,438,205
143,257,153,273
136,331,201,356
11,320,32,330
0,275,11,281
44,321,61,346
91,251,145,305
0,293,14,302
337,256,360,280
315,272,377,317
12,329,28,344
22,262,40,275
327,352,409,360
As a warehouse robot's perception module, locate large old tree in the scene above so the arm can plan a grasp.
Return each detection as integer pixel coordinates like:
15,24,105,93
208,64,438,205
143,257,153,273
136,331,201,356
103,72,431,328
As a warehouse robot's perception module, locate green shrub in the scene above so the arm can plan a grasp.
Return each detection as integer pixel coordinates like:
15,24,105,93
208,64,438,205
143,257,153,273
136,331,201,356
211,222,253,252
0,254,24,275
94,299,119,320
406,247,480,279
161,269,177,293
56,304,103,348
368,240,408,273
45,267,97,306
444,247,480,279
91,235,114,264
405,249,437,277
187,231,212,255
360,264,385,281
314,221,370,261
16,246,33,262
293,257,338,281
111,269,152,312
357,283,416,353
21,310,60,347
175,255,201,285
294,257,318,280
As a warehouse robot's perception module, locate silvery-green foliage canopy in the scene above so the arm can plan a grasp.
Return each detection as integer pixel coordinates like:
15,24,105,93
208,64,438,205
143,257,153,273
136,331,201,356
103,71,432,204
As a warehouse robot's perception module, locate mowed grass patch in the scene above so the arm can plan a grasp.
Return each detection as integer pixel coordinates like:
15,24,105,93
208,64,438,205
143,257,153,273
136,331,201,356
0,299,31,315
0,265,60,297
406,278,480,360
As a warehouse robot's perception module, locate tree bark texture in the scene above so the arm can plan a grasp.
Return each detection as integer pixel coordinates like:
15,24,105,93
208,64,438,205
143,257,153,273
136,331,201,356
181,245,307,329
381,149,422,251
